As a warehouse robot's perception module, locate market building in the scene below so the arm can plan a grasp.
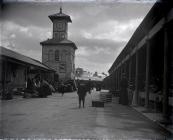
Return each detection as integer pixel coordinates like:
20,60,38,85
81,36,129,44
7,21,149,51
0,46,55,99
106,0,173,123
40,7,77,82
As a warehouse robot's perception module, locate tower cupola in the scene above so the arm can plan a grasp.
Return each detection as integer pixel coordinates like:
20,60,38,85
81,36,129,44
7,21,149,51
48,7,72,41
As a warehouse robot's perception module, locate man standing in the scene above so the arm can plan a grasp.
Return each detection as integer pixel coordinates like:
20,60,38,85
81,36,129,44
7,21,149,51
59,82,65,96
77,81,87,108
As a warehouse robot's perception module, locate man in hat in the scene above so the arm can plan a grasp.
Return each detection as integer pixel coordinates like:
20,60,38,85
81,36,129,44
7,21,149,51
77,81,87,108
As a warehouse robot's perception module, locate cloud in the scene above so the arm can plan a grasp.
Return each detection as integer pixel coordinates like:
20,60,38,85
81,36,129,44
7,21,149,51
80,18,143,42
2,21,52,60
1,1,154,73
3,0,157,3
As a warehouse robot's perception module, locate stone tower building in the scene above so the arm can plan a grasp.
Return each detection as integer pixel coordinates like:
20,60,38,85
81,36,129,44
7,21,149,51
40,7,77,81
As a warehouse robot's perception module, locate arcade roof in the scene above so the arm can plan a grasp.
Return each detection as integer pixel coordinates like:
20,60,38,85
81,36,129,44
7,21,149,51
108,0,172,74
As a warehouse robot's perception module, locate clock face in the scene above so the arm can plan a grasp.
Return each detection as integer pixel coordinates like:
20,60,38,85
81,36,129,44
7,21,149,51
55,22,65,31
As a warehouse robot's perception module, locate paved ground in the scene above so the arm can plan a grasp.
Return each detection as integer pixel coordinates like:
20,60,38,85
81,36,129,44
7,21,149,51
0,91,171,139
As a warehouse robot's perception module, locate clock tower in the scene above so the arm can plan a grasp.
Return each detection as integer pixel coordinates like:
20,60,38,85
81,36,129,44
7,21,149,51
40,7,77,81
52,7,68,41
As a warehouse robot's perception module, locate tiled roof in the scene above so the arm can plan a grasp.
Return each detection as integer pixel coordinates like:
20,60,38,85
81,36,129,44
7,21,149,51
40,39,77,50
0,46,54,71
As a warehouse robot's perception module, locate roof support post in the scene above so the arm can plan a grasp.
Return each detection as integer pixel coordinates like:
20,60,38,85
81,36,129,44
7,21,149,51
116,70,118,92
145,38,150,108
128,57,132,105
135,50,139,105
113,72,116,94
118,68,120,91
162,21,170,123
128,57,132,87
2,60,7,99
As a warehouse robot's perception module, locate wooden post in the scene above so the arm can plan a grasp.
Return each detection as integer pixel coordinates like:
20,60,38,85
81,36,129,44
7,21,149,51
2,60,7,99
116,70,118,91
113,72,115,93
113,70,116,95
128,58,132,86
162,23,169,122
145,38,150,108
128,58,132,105
135,51,139,104
118,68,120,91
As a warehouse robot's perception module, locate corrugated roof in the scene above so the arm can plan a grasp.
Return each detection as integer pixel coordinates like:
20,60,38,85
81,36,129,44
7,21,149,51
0,46,54,71
40,39,77,50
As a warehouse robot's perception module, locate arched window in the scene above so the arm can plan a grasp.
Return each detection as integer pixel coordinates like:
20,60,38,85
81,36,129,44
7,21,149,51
48,50,54,61
55,50,59,61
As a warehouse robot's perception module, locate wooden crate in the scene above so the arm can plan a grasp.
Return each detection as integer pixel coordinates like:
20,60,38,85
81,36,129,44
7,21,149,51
92,100,104,107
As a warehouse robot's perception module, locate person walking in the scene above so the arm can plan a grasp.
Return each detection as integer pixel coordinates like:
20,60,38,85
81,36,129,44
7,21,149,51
59,82,65,96
77,81,87,108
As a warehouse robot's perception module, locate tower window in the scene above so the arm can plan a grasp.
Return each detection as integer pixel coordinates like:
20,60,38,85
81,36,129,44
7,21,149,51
48,50,54,61
61,33,65,39
62,35,65,39
59,63,66,73
55,50,59,61
61,50,67,61
54,33,60,40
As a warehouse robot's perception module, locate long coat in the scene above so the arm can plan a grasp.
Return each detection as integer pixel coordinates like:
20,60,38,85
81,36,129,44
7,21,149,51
77,84,87,98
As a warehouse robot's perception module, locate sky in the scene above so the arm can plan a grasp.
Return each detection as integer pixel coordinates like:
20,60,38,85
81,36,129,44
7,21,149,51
1,0,156,74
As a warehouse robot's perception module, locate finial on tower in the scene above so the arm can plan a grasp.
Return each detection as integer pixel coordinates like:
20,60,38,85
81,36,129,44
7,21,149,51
60,6,62,13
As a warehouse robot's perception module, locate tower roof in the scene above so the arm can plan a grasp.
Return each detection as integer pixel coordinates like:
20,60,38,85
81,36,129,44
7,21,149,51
49,7,72,22
40,39,77,50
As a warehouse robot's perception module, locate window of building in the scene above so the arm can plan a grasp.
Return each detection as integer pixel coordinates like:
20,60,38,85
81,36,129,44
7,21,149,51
55,50,60,61
54,33,60,40
61,50,66,62
61,33,65,40
48,50,54,61
59,63,66,73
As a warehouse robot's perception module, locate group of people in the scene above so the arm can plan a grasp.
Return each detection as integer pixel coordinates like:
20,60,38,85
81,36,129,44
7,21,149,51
59,82,65,96
25,74,129,107
75,74,129,108
24,75,53,98
57,79,92,108
75,75,129,107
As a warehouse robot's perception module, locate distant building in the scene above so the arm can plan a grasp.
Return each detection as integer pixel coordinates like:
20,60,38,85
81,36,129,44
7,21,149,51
40,7,77,82
75,68,84,78
75,68,104,81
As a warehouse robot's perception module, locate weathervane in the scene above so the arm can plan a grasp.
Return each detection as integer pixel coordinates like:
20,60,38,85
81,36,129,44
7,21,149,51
59,0,63,13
